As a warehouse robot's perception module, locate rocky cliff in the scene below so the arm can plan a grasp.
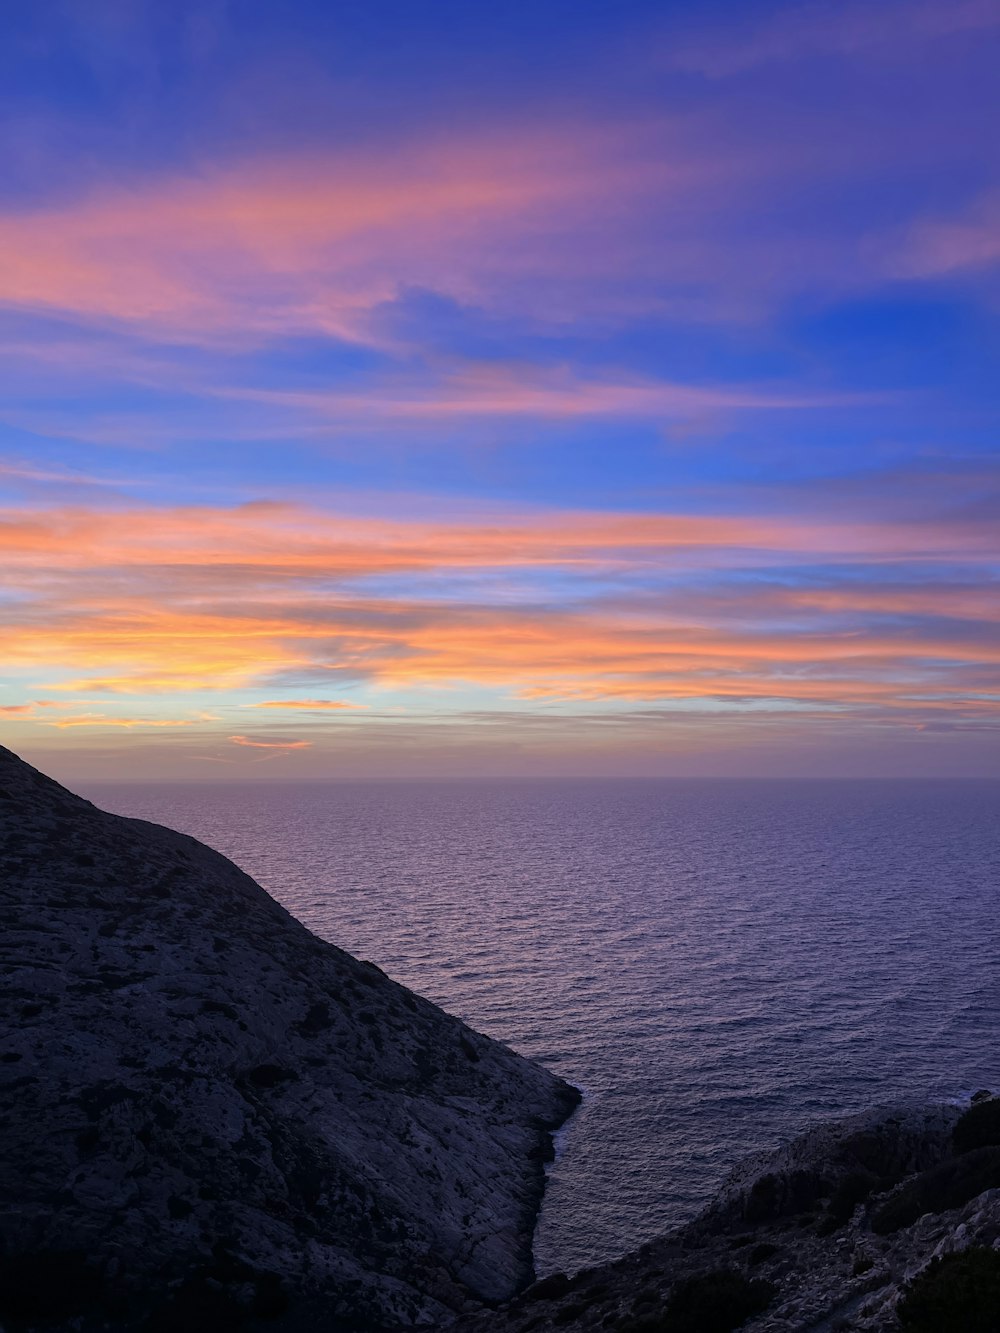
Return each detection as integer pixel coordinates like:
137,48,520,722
449,1097,1000,1332
0,746,580,1331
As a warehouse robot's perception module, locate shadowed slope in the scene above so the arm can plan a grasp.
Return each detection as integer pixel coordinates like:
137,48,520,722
0,746,579,1329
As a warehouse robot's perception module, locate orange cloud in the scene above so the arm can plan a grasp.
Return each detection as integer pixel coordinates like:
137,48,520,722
229,735,312,749
0,496,997,729
2,498,996,586
0,698,219,728
254,699,366,710
46,714,203,729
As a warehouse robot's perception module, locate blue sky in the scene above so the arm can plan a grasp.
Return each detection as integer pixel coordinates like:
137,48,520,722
1,0,999,778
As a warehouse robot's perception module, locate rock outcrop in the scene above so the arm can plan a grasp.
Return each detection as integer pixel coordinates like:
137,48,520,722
449,1098,1000,1332
0,746,580,1331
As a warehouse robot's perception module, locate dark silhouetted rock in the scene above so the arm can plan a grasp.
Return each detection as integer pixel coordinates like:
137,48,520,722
952,1095,1000,1153
0,746,579,1329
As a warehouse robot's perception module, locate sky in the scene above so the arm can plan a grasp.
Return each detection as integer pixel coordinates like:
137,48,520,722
1,0,999,780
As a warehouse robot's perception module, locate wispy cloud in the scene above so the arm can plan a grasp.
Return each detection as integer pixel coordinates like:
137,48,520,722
0,700,216,728
220,364,867,424
666,0,1000,78
229,734,311,749
0,88,973,371
46,714,203,729
1,490,997,731
0,127,652,348
893,192,1000,278
253,699,365,710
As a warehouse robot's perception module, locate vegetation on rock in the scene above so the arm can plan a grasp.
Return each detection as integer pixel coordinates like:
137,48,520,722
620,1269,775,1333
896,1247,1000,1332
871,1147,1000,1234
952,1098,1000,1154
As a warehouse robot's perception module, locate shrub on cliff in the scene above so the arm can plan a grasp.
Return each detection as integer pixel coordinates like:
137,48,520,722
620,1268,775,1332
952,1099,1000,1153
871,1147,1000,1233
741,1169,825,1223
820,1169,879,1230
897,1247,1000,1331
0,1249,110,1325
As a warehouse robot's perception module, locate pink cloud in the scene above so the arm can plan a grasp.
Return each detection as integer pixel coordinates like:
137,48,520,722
893,193,1000,278
0,127,655,348
0,109,894,354
220,364,866,424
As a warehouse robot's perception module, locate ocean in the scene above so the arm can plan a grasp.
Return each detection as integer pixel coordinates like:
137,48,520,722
83,777,1000,1276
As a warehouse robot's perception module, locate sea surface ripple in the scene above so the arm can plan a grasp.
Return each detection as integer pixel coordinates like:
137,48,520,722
86,778,1000,1274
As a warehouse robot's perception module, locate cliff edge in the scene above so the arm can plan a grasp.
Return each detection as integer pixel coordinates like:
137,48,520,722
0,746,580,1330
449,1097,1000,1332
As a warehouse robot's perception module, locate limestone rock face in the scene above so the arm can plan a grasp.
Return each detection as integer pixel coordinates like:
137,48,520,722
0,746,579,1329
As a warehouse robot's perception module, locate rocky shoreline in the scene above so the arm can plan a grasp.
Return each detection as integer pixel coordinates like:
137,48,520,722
447,1096,1000,1332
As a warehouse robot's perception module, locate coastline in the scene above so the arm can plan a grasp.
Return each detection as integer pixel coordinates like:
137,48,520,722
449,1094,1000,1331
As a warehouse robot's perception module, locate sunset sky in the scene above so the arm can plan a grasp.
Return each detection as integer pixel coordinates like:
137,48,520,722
2,0,999,779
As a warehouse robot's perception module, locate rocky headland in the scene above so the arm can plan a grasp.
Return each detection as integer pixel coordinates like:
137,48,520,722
0,746,579,1331
446,1098,1000,1333
3,742,1000,1333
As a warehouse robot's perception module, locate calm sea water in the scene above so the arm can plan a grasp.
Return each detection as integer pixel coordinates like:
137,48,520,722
83,779,1000,1275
